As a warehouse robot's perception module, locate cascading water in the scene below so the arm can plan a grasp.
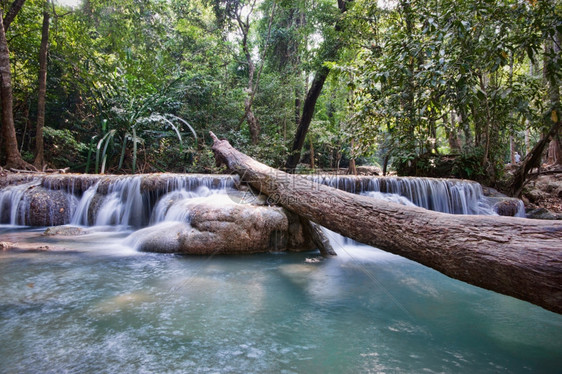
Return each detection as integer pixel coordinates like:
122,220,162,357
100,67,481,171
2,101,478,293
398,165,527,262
0,180,41,225
311,175,519,215
70,181,100,226
0,174,237,228
1,174,524,229
364,177,495,214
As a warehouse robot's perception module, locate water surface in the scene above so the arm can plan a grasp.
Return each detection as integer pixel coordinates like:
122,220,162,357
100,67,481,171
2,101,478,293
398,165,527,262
1,226,560,373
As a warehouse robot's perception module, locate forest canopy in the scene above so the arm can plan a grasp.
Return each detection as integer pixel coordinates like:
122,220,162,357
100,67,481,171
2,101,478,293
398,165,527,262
0,0,560,187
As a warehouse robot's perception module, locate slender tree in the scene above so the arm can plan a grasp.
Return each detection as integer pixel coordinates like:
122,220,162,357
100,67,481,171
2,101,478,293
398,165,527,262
33,2,50,169
285,0,350,171
0,6,35,170
234,0,260,144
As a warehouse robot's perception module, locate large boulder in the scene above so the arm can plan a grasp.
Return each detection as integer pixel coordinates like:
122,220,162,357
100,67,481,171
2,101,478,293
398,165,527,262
127,200,314,254
521,172,562,219
21,186,77,226
489,197,525,217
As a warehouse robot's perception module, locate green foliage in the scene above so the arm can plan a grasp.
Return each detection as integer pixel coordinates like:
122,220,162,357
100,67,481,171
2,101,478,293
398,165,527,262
3,0,558,180
451,149,488,181
43,126,88,170
393,148,488,181
345,0,560,182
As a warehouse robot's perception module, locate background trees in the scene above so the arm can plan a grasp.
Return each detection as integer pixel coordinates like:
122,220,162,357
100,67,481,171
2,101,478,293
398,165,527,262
346,0,561,185
0,0,560,191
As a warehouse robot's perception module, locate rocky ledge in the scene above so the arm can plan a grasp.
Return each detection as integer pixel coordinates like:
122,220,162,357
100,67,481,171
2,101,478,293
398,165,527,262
125,197,314,255
521,168,562,220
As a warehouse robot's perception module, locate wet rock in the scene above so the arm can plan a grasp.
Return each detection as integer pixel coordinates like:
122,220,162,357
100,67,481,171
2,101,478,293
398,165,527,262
21,187,78,226
87,193,106,225
491,198,524,217
356,166,381,176
522,172,562,218
481,186,506,198
525,208,562,220
128,201,314,254
44,225,90,236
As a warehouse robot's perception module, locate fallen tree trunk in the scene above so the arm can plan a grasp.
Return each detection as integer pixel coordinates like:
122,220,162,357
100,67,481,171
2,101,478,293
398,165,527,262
210,132,562,314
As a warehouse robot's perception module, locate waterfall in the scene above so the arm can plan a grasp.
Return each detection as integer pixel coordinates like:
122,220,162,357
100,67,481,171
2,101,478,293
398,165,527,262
0,174,237,228
0,180,41,225
70,182,100,226
149,186,233,224
365,177,496,215
78,175,236,228
1,173,524,228
311,175,500,215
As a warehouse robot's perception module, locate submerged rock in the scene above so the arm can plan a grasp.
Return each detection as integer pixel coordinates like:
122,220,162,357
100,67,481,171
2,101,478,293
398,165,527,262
43,225,90,236
127,200,314,254
0,241,12,250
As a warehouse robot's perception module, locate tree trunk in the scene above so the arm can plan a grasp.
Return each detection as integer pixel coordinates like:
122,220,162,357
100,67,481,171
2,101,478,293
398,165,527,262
445,112,461,153
34,9,50,169
478,74,492,167
235,4,260,145
545,29,561,166
382,152,390,176
2,0,26,32
286,66,330,170
547,136,562,166
0,11,34,170
241,44,260,145
348,139,356,175
309,136,315,169
459,107,472,148
510,124,558,197
399,0,417,147
525,126,531,155
285,0,349,171
510,135,516,164
210,131,562,314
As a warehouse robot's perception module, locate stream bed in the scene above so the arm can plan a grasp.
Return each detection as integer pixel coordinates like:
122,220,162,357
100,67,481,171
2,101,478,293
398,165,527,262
1,225,561,373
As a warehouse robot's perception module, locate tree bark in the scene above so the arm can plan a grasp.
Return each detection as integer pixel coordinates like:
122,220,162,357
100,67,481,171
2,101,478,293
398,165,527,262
446,112,462,152
547,136,562,165
237,14,260,145
210,131,562,314
286,66,330,170
309,136,315,169
285,0,350,171
301,219,336,257
510,135,516,164
348,139,356,175
2,0,26,32
0,11,34,170
34,9,50,169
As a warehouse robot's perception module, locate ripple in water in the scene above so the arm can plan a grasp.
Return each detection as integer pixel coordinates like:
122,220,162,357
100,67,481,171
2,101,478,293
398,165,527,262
1,228,561,373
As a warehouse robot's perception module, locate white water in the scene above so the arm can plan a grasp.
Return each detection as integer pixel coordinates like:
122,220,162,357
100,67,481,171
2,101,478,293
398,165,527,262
70,182,100,226
0,180,41,225
1,174,516,228
313,175,502,215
